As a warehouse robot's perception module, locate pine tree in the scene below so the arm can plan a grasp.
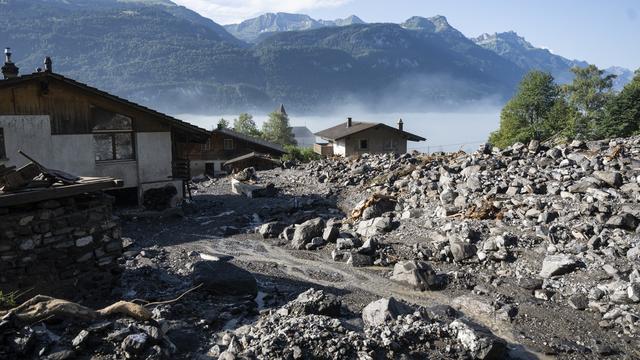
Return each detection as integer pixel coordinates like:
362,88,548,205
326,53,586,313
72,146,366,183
599,70,640,138
261,111,297,146
489,71,565,147
563,65,616,139
216,118,229,130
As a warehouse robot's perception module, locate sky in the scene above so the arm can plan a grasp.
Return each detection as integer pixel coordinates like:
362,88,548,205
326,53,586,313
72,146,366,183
171,0,640,70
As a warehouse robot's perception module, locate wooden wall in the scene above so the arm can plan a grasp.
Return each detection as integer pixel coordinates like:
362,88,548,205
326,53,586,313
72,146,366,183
0,77,170,134
183,132,285,161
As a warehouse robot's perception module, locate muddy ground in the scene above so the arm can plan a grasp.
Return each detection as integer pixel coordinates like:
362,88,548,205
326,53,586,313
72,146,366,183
116,168,639,359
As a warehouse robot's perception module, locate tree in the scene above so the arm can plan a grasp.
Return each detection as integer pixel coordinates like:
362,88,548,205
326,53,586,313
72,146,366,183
216,118,230,130
262,110,297,146
563,65,616,139
489,71,565,147
599,69,640,138
233,113,261,137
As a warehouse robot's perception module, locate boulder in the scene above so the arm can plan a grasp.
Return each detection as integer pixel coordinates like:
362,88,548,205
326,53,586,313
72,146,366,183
292,218,325,250
450,241,477,261
347,252,373,267
593,171,623,188
192,261,257,298
449,319,507,360
322,226,339,243
539,254,580,278
390,260,442,291
361,297,413,327
258,222,287,239
356,217,394,238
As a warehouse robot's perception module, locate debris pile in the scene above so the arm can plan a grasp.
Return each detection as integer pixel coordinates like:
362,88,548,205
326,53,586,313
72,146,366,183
283,137,640,340
212,289,508,360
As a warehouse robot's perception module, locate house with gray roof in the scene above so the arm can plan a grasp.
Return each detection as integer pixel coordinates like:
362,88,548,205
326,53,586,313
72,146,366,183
292,126,316,148
315,117,425,157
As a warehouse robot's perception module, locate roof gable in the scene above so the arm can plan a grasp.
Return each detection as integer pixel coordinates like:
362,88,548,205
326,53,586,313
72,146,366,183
0,72,210,140
213,128,286,154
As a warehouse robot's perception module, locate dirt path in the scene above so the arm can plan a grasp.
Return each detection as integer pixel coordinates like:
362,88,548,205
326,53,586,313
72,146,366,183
173,234,550,360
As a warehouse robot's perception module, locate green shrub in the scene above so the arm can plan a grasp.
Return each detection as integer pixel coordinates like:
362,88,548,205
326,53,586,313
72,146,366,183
282,145,321,163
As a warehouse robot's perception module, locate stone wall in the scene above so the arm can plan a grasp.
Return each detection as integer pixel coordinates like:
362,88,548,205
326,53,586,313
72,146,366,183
0,192,123,300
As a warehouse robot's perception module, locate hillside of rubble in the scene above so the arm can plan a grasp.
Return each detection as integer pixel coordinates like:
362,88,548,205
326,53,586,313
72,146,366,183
3,136,640,359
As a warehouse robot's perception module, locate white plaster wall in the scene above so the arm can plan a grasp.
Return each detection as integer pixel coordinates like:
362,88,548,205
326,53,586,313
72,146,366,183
334,139,346,157
0,116,53,168
190,160,226,176
343,128,408,156
137,132,173,183
0,116,176,190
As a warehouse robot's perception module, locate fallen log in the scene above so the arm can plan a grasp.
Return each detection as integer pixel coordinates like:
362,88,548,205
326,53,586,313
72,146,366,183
0,295,151,325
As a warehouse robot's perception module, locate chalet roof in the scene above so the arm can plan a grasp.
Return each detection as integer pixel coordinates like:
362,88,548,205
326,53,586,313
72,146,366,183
291,126,315,138
223,152,281,167
315,121,426,142
0,72,210,141
212,128,286,154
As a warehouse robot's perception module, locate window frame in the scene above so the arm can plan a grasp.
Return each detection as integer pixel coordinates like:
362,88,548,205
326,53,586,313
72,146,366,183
358,139,369,150
223,138,234,151
383,138,397,150
0,128,6,160
93,131,136,162
90,105,136,163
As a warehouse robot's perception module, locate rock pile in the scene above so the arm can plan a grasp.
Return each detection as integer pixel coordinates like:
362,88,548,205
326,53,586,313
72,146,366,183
294,137,640,338
212,289,507,360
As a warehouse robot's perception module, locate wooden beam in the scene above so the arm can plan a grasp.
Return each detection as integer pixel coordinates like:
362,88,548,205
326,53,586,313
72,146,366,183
0,178,123,208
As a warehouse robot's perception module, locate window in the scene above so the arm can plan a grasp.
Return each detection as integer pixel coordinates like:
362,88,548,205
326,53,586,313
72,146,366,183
223,138,234,150
91,106,134,162
201,139,212,152
359,139,368,150
0,128,6,159
384,139,397,150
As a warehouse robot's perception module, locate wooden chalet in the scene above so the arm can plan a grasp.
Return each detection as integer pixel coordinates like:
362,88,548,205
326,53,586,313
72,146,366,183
182,127,286,176
0,50,209,203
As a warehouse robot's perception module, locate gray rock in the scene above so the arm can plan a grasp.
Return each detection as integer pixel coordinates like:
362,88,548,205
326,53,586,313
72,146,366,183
292,218,325,249
258,222,286,239
450,241,477,261
356,217,394,238
628,282,640,303
358,238,377,255
606,213,639,230
284,288,341,317
390,260,442,291
347,252,373,267
336,237,360,250
593,171,623,188
192,260,257,298
539,254,580,278
121,333,148,356
322,226,339,243
568,293,589,310
449,319,507,360
361,297,413,327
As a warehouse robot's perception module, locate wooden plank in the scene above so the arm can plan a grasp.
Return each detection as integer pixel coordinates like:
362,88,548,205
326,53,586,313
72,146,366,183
0,178,123,208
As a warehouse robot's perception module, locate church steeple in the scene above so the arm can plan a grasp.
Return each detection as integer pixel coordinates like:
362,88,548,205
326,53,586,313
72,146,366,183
277,103,287,116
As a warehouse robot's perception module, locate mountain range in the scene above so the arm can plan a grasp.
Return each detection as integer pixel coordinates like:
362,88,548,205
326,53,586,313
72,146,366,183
224,13,365,43
0,0,634,114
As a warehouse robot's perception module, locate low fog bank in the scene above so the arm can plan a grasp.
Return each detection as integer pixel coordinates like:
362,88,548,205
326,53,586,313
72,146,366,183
177,106,501,154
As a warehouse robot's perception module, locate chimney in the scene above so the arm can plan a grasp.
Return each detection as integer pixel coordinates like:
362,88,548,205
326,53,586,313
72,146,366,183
347,117,352,128
2,48,19,79
44,56,52,73
398,118,404,131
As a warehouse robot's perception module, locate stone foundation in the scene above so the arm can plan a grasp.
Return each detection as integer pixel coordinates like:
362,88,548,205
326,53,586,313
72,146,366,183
0,192,122,300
